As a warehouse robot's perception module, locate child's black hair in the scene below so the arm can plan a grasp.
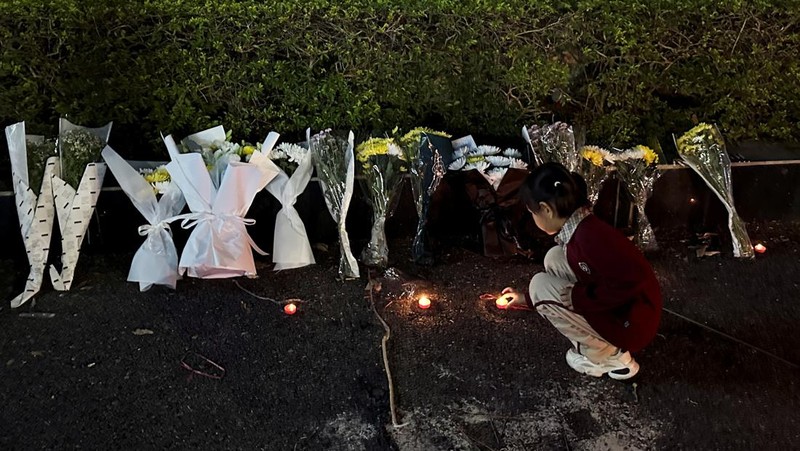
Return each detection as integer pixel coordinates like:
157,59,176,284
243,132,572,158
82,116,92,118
520,162,590,218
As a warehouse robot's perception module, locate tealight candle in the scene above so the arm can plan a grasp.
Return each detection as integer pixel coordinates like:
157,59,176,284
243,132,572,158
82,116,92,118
284,303,297,315
418,296,431,310
754,243,766,254
496,297,509,310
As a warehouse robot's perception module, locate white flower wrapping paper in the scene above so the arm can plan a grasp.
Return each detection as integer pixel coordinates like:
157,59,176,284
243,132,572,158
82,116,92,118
101,146,186,290
5,122,59,307
254,131,316,270
49,118,111,291
163,128,279,278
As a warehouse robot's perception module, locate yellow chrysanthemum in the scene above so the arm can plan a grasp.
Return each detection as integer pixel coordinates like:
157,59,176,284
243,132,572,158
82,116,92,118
580,145,608,167
241,145,256,156
143,166,171,183
676,123,717,155
399,127,450,151
356,137,393,163
634,145,659,165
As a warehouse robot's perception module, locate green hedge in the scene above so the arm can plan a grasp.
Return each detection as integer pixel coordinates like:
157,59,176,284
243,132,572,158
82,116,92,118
1,0,798,156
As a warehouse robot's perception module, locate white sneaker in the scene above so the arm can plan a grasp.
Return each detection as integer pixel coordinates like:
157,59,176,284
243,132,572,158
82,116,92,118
565,348,640,380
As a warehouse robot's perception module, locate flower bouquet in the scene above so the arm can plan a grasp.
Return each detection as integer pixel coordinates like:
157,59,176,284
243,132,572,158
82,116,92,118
101,147,186,291
355,136,406,268
675,123,754,258
400,127,454,265
578,145,612,204
311,129,359,279
449,139,531,257
177,125,261,188
4,122,60,307
48,118,111,291
522,122,579,172
255,131,316,270
162,126,279,278
608,145,660,251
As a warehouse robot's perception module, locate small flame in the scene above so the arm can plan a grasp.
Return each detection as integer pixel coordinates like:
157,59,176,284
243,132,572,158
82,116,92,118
418,295,431,310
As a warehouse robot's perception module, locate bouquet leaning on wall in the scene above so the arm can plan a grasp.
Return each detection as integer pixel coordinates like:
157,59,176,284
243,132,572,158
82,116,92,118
310,129,359,279
101,147,186,291
355,136,406,268
578,145,612,205
675,123,754,258
608,145,660,251
399,127,454,266
49,118,111,292
162,125,279,278
256,131,316,270
4,122,59,307
448,136,531,257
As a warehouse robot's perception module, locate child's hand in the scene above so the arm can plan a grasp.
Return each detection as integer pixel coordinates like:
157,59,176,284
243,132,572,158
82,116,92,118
499,287,532,311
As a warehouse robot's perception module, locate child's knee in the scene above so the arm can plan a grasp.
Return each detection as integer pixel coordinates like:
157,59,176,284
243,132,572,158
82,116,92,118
529,272,553,302
543,246,565,273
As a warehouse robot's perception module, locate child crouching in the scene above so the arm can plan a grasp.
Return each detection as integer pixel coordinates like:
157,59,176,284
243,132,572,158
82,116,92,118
502,163,662,379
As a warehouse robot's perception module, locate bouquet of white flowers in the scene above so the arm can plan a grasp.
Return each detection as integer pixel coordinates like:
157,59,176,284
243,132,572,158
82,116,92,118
162,127,279,278
449,136,531,257
4,122,60,307
675,123,754,258
102,147,186,291
177,125,261,189
355,136,406,268
255,131,316,270
608,145,660,251
311,129,359,279
48,118,111,292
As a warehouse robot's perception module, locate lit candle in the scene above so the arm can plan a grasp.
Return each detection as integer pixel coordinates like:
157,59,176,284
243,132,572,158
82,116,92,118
418,295,431,310
754,244,767,254
284,303,297,315
689,197,697,204
496,296,509,310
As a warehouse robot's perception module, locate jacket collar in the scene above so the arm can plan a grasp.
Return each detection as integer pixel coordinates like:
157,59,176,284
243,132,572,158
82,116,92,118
555,207,591,245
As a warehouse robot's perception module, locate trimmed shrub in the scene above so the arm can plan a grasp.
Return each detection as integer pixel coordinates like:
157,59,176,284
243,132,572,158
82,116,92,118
1,0,798,158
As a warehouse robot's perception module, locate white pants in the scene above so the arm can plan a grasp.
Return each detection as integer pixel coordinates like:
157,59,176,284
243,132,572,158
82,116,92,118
529,246,619,364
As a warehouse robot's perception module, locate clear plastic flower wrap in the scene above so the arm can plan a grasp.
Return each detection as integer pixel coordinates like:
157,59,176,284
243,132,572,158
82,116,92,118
400,128,453,265
608,145,660,251
311,129,360,279
522,122,579,172
675,123,754,258
356,137,406,268
578,145,612,204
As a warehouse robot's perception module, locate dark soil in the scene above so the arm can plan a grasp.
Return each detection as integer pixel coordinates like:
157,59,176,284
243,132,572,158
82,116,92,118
1,221,799,450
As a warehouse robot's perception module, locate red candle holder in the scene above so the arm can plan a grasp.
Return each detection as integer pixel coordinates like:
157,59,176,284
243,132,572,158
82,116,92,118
418,295,431,310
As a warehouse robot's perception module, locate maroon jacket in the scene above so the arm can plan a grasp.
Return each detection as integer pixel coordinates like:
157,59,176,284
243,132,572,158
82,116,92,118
565,215,662,353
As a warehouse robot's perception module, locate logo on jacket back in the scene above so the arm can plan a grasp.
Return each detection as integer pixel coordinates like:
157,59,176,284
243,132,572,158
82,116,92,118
578,262,591,274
